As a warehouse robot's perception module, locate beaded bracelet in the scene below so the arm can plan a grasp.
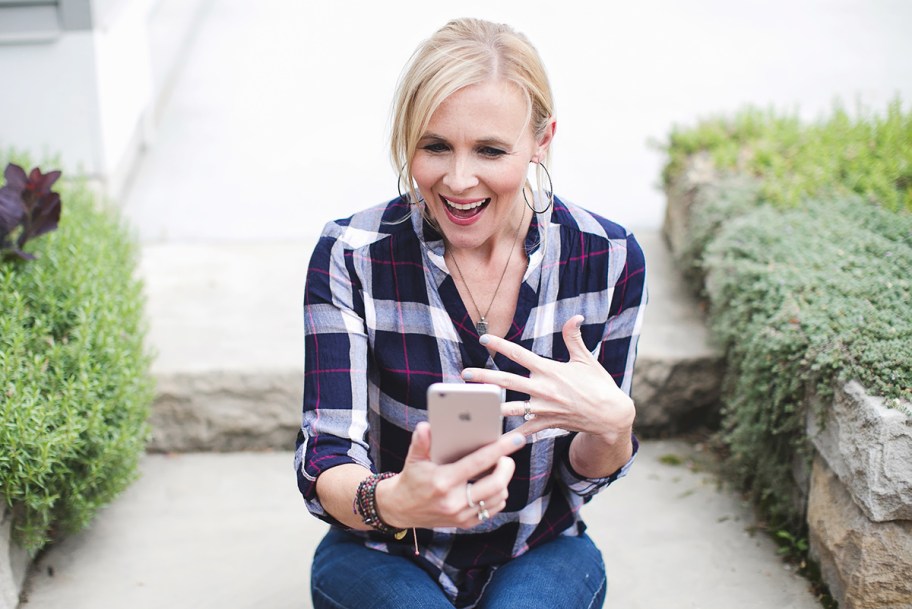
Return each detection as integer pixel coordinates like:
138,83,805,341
353,472,419,555
353,472,403,536
352,472,418,556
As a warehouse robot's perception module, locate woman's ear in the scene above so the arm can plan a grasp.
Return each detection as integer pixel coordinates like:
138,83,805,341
532,117,557,163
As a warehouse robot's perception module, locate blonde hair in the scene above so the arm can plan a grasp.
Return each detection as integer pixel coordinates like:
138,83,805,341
390,18,554,207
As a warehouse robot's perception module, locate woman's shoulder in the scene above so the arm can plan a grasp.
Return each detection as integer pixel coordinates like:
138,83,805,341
550,195,636,243
318,196,416,249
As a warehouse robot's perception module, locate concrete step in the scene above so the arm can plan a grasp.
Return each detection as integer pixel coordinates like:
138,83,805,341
141,228,722,451
19,441,821,609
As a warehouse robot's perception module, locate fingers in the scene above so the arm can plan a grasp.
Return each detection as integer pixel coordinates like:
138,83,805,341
448,431,525,483
456,456,515,527
478,333,546,373
405,421,433,463
501,401,561,437
465,315,592,385
562,315,594,362
464,368,533,393
501,401,524,418
501,399,539,419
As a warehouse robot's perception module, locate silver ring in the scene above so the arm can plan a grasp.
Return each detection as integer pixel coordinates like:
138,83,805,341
466,482,475,508
477,500,490,521
523,400,535,421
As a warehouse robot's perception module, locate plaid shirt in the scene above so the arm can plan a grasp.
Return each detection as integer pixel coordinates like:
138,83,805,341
295,195,646,607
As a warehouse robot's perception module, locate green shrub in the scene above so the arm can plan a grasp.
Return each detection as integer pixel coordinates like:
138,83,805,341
661,101,912,531
662,100,912,213
704,196,912,527
0,163,153,552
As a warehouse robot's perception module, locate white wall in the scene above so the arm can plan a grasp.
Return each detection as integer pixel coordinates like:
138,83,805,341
4,0,912,239
0,32,104,175
0,0,156,198
301,0,912,230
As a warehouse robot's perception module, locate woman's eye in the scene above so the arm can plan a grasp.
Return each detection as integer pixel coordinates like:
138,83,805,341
479,146,507,158
422,142,449,153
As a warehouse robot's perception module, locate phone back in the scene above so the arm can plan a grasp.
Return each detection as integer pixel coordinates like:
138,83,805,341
427,383,504,464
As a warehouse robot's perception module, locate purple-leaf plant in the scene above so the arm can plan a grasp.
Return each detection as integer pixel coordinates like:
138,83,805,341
0,162,62,260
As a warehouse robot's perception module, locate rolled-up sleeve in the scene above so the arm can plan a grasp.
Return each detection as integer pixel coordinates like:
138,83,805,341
556,230,647,499
556,434,639,499
294,222,373,524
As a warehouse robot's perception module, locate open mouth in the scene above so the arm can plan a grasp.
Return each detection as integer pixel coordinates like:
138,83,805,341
441,196,491,223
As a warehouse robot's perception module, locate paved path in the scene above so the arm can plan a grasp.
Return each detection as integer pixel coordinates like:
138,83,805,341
16,1,846,606
21,441,820,609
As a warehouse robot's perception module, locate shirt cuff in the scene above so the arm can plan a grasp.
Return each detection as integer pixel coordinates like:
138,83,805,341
558,433,639,499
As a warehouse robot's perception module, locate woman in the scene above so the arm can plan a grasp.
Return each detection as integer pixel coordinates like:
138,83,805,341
295,17,646,609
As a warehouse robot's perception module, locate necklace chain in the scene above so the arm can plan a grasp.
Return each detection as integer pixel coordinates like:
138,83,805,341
448,209,526,336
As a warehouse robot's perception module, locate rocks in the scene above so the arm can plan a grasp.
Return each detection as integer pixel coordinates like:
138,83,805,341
806,382,912,609
148,370,303,452
807,456,912,609
633,356,723,435
140,240,309,452
633,230,724,436
808,382,912,522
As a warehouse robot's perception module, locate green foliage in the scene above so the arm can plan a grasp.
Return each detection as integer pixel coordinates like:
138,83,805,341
775,529,809,558
0,161,153,552
661,101,912,535
705,197,912,527
662,100,912,213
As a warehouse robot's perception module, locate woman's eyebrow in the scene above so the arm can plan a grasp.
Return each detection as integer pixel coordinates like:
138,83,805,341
475,137,512,149
419,132,513,149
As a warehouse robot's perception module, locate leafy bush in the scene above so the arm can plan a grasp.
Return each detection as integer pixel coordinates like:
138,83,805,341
0,163,62,260
662,100,912,213
661,101,912,531
705,196,912,527
0,160,154,552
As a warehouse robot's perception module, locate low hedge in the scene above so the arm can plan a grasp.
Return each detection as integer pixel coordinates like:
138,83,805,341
0,158,154,552
707,195,911,526
663,99,912,213
661,103,912,531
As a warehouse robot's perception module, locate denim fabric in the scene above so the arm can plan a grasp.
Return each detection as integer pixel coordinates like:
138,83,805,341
311,527,606,609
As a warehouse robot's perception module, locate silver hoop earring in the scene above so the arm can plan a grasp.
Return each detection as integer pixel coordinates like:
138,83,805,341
522,162,554,214
397,170,424,205
396,169,409,203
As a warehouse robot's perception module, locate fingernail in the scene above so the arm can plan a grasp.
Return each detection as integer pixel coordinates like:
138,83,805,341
462,370,474,380
575,316,584,329
479,335,490,345
509,433,525,446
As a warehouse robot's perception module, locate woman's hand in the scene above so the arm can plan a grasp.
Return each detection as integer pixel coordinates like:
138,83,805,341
462,315,635,476
376,422,525,530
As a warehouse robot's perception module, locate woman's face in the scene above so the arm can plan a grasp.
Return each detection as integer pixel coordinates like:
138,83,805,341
411,79,553,252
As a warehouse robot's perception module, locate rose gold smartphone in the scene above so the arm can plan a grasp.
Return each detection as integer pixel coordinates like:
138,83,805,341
428,383,504,464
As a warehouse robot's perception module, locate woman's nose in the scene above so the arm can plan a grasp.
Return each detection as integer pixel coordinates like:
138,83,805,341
442,156,479,193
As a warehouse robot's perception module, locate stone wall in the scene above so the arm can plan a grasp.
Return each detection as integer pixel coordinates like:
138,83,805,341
148,370,304,452
806,383,912,609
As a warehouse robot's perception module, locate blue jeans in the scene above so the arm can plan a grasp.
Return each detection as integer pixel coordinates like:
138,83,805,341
311,527,607,609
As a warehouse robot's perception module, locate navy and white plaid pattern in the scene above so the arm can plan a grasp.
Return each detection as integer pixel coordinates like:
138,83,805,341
295,195,647,607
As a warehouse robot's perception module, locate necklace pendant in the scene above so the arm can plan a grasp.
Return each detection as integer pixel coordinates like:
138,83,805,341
476,318,489,336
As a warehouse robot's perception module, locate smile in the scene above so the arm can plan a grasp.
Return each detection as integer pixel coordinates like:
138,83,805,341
442,196,491,211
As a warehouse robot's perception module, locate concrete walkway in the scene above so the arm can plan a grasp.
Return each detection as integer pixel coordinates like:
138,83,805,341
21,442,821,609
15,1,837,607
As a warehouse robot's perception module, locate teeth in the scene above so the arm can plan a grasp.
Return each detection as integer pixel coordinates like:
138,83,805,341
443,196,487,211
